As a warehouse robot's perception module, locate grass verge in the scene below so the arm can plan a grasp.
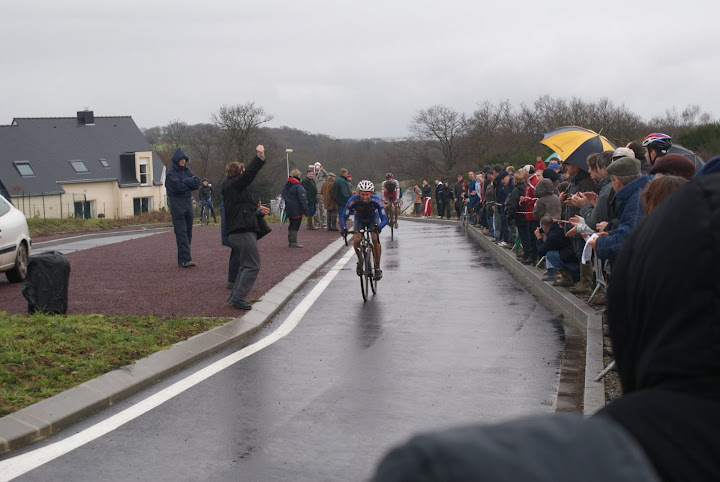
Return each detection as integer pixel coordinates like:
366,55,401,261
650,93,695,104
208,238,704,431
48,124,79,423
0,311,231,417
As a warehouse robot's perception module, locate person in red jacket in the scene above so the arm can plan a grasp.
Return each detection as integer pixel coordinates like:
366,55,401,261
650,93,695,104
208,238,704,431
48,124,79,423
519,164,540,264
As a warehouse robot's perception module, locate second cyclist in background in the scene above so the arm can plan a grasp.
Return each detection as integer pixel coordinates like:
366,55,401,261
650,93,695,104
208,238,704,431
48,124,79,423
382,172,402,229
199,178,217,223
340,180,388,280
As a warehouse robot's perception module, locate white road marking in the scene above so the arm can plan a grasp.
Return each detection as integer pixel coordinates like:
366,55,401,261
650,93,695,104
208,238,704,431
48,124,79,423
0,249,354,481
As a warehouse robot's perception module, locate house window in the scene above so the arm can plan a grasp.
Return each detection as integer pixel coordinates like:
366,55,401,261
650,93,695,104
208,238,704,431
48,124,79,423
133,197,152,215
139,160,149,185
14,161,35,176
70,160,89,173
99,159,110,168
73,200,94,219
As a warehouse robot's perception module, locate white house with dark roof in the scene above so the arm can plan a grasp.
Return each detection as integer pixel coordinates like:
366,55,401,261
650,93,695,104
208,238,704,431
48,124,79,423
0,110,167,219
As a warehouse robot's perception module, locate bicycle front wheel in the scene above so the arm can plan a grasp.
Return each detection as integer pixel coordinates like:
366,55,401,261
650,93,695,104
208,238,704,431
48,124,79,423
387,208,394,239
367,244,377,294
359,249,369,301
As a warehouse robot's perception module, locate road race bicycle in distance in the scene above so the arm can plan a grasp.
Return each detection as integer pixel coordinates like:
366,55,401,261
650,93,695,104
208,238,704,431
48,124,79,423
344,228,378,301
200,200,212,225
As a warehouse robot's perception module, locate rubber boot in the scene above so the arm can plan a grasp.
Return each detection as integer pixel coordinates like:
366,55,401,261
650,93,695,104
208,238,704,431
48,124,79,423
307,216,317,230
570,263,594,294
289,230,303,248
553,269,575,287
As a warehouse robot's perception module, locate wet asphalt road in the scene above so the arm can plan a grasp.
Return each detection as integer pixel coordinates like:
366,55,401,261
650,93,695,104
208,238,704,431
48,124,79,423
8,222,564,481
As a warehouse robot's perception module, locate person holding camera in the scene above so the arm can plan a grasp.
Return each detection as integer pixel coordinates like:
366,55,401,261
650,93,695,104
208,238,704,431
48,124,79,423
339,180,387,280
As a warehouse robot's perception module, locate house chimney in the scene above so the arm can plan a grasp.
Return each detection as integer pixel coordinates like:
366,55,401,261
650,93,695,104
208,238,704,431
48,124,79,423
77,110,95,125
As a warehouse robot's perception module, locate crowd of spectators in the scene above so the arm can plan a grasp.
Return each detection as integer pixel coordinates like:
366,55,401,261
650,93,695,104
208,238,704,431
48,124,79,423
417,132,703,307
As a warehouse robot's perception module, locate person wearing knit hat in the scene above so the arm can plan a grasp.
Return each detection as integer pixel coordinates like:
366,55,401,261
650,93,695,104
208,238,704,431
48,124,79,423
648,153,696,180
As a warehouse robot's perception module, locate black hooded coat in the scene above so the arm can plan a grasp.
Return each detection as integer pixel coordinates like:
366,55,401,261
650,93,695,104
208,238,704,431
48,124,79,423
596,173,720,481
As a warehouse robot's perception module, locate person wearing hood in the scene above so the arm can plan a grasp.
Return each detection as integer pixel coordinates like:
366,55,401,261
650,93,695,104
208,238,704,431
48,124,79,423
595,173,720,480
221,145,270,310
282,168,309,248
165,148,201,267
313,162,329,228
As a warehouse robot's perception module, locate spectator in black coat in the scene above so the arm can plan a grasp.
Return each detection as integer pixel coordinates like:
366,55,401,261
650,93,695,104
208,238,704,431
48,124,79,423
301,168,318,230
221,145,270,310
535,215,579,284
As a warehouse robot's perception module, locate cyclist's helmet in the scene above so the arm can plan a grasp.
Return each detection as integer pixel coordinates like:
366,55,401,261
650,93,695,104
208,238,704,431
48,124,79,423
642,133,672,155
357,180,374,193
385,172,393,179
202,177,208,182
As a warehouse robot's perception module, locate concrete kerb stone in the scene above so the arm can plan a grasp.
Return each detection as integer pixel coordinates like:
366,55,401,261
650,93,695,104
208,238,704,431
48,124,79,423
0,236,348,456
404,218,606,415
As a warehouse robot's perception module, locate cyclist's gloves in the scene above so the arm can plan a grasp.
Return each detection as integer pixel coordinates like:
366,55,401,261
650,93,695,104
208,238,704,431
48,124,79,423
373,225,382,234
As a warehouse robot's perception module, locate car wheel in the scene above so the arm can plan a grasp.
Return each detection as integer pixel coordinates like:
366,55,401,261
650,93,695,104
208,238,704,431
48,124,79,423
6,243,28,282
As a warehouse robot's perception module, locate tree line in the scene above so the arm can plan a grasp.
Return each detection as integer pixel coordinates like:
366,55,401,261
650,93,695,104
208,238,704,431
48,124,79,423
143,97,720,202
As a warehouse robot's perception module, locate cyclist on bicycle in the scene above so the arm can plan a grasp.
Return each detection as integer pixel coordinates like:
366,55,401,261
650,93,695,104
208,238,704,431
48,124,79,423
340,180,387,280
199,178,217,223
381,172,402,228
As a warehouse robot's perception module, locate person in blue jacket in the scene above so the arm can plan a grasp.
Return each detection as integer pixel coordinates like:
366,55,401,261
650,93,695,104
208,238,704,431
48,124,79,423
165,148,201,267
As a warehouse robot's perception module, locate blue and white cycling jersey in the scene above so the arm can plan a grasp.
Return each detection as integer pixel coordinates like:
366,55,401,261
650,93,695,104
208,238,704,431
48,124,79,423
339,194,388,231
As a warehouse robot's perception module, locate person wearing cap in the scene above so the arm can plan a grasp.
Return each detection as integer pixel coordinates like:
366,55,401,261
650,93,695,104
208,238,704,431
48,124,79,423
313,162,328,228
439,181,454,219
543,160,562,187
322,172,339,231
648,153,696,180
198,177,217,223
165,148,201,268
588,157,649,275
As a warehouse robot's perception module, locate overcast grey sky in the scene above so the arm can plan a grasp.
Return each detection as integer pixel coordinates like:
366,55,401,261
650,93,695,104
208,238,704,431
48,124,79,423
1,0,717,139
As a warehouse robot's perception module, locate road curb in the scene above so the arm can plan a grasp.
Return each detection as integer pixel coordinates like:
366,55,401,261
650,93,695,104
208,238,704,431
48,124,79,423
403,217,605,416
0,237,347,456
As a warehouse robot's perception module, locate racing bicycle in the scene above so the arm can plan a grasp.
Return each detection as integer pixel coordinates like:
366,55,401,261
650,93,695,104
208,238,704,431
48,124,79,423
199,200,213,225
344,228,378,301
460,203,469,229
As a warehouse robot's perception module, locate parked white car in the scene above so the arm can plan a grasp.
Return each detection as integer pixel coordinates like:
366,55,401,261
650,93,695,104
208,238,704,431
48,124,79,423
0,194,31,282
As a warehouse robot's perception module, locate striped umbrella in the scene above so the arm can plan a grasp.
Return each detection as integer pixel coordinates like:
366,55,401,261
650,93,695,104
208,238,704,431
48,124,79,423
540,126,616,172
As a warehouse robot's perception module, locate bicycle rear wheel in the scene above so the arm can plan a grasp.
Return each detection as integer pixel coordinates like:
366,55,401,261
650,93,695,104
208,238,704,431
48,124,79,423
387,207,394,239
201,206,209,225
359,249,369,301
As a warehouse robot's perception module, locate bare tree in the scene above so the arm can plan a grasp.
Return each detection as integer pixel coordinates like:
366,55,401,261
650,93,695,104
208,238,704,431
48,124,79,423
165,120,189,150
211,102,274,162
409,105,467,172
185,123,220,179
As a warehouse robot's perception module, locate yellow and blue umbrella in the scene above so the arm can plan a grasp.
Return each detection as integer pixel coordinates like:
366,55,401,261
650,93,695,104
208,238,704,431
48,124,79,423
540,126,616,172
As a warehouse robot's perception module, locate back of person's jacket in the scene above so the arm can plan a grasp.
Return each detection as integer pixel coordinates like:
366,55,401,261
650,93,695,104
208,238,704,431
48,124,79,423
524,174,540,221
301,177,317,204
165,149,201,198
221,155,265,235
536,222,576,262
533,179,561,221
334,175,351,209
506,182,526,222
321,179,338,210
282,177,309,218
